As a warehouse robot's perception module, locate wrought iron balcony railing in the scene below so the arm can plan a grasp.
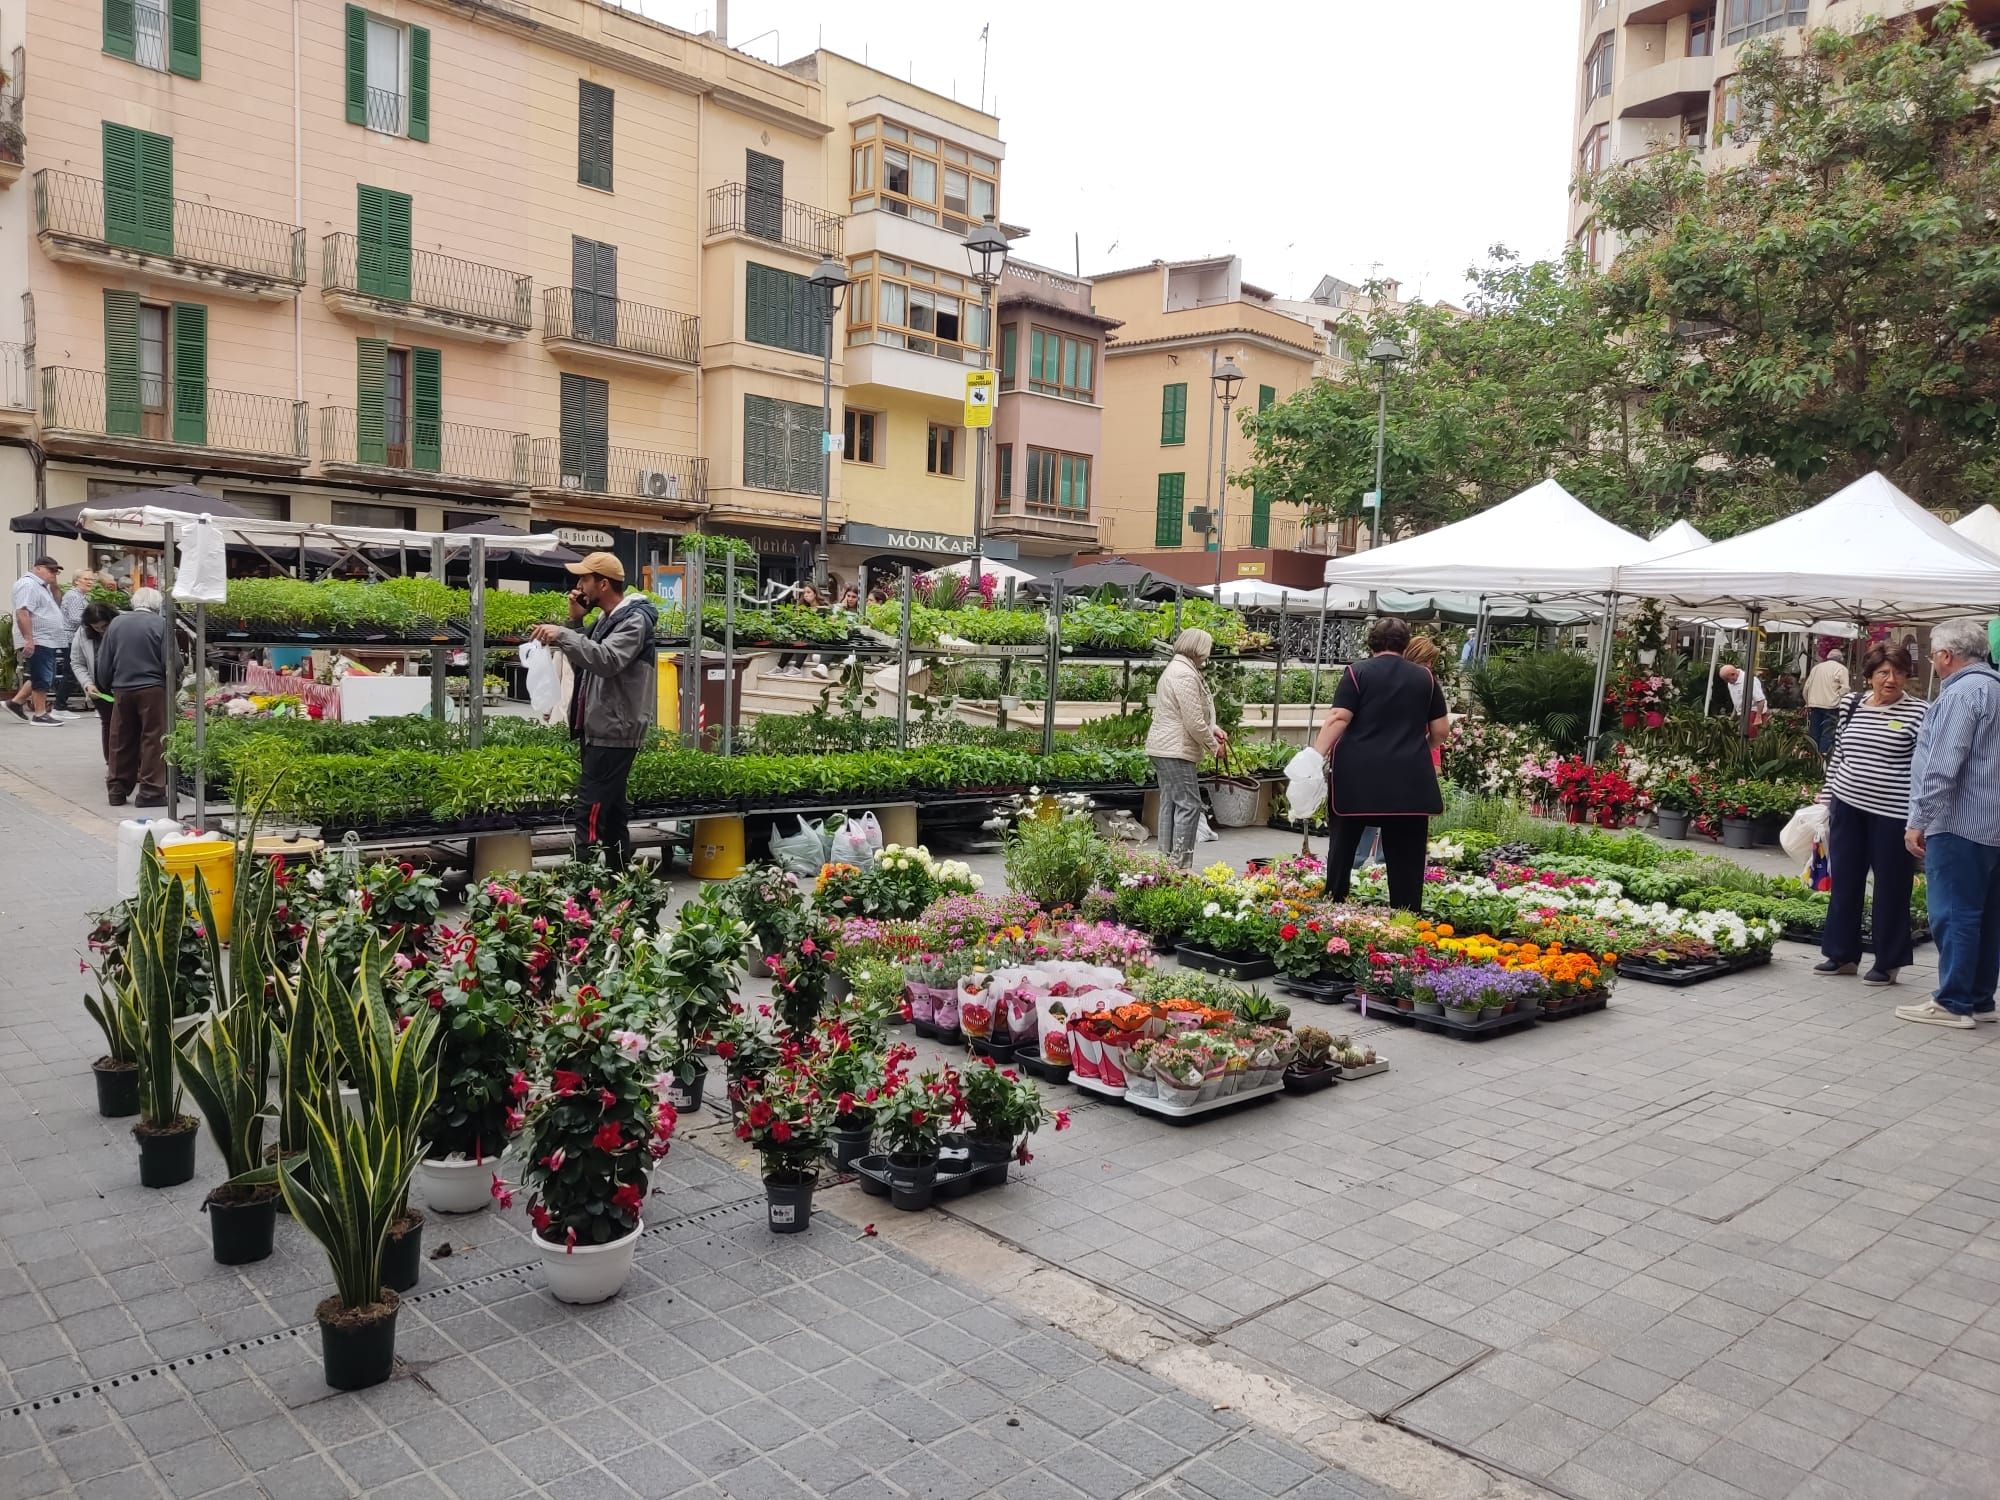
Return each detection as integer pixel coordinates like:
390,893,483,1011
544,288,699,367
41,367,308,461
366,86,406,136
706,183,844,260
322,233,533,337
0,88,22,176
33,169,306,290
320,408,531,489
0,343,29,411
530,438,706,508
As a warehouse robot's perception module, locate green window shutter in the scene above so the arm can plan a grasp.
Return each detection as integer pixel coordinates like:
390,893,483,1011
168,0,201,79
999,324,1016,388
1251,385,1275,544
411,347,441,471
170,303,207,446
745,149,784,239
745,263,774,347
355,185,383,294
1154,474,1184,547
357,185,412,300
1258,383,1276,412
746,263,817,354
407,26,430,141
102,123,141,249
105,0,137,61
103,291,143,436
742,394,773,491
382,190,412,301
1161,383,1186,445
559,373,608,490
355,338,387,464
578,81,613,190
137,130,174,256
996,444,1012,502
344,6,368,125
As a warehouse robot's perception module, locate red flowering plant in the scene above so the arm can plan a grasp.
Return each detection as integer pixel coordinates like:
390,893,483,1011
818,1024,908,1131
733,1032,833,1188
875,1066,966,1165
960,1060,1071,1165
416,922,533,1168
715,1002,782,1108
762,920,839,1034
509,985,679,1248
1272,915,1352,981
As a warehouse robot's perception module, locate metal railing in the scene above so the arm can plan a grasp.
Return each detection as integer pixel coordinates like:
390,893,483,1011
706,183,844,259
135,0,166,70
530,438,706,506
33,169,307,286
320,408,531,488
41,367,308,460
0,87,22,168
544,288,699,366
322,233,533,334
366,87,406,136
0,344,28,411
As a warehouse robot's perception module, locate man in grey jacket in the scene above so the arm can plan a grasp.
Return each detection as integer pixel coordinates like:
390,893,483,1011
532,553,657,869
97,588,170,807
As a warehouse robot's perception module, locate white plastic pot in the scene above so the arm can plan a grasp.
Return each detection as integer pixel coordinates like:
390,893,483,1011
418,1155,497,1215
536,1221,641,1304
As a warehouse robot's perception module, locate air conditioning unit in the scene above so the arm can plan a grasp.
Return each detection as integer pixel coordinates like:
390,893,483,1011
637,467,681,500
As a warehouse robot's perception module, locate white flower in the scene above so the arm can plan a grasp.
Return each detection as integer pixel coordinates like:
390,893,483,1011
970,874,985,890
307,870,326,892
1202,902,1221,918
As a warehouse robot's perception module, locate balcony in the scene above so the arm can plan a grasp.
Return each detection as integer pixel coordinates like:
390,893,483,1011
0,87,21,191
321,234,532,342
0,343,32,436
986,501,1099,556
319,408,531,494
1618,54,1717,119
40,367,308,470
528,438,706,521
33,170,305,299
705,183,844,261
543,289,699,376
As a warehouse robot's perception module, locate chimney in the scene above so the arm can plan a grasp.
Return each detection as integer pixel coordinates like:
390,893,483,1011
715,0,728,44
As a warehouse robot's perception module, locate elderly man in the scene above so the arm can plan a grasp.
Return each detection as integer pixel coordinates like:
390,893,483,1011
1899,617,2000,1029
97,588,170,808
8,555,67,725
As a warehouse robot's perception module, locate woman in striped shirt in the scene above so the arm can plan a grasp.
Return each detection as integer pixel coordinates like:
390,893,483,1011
1816,646,1928,985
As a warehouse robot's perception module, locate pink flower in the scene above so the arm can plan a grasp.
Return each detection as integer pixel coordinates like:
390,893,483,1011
800,938,817,957
611,1029,647,1055
503,1106,524,1133
392,951,413,972
489,1174,513,1210
540,1148,566,1173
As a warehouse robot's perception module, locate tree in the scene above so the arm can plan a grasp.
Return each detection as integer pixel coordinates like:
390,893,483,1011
1587,4,2000,513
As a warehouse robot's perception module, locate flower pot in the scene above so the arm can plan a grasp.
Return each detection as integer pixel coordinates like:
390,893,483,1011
419,1155,498,1215
764,1175,815,1235
1644,711,1665,729
666,1070,706,1112
1207,780,1261,829
1414,999,1443,1017
1721,817,1757,850
965,1135,1012,1184
1657,810,1690,840
536,1221,641,1304
1597,808,1621,829
134,1117,199,1188
317,1293,399,1392
1447,1006,1482,1026
383,1211,424,1294
206,1185,279,1266
1394,996,1415,1013
93,1058,140,1118
1158,1081,1202,1109
1753,813,1784,847
1565,805,1586,825
905,985,936,1026
828,1122,874,1172
886,1150,938,1210
1281,1065,1336,1096
339,1085,364,1124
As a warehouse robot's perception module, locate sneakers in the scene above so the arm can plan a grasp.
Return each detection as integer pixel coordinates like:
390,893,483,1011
4,700,26,721
30,714,59,726
107,793,128,807
1813,959,1857,976
810,663,831,679
1894,999,1975,1030
1862,968,1898,986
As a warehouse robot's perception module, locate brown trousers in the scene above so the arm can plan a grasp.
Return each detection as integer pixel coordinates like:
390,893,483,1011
107,688,168,799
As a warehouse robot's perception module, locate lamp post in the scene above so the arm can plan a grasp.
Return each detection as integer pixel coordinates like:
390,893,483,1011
808,257,852,591
1210,356,1244,594
962,214,1010,591
1364,335,1404,611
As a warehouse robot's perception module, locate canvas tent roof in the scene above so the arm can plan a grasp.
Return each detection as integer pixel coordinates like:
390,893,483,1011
1951,505,2000,560
77,505,567,555
1645,519,1709,557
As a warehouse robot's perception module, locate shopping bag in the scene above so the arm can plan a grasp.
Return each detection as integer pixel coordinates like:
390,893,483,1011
1808,837,1831,893
770,816,829,878
828,810,882,865
1284,748,1327,822
520,642,560,718
175,517,229,603
1779,802,1827,867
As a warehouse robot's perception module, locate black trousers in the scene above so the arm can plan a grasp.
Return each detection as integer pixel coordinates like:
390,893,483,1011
1824,796,1915,969
1326,816,1429,911
574,743,640,871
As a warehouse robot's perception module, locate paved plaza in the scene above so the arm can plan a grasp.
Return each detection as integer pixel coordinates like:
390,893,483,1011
4,722,2000,1499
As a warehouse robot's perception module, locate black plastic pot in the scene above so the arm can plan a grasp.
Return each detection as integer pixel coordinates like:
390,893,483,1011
383,1212,424,1294
1282,1065,1337,1096
886,1150,938,1212
912,1018,937,1040
764,1175,815,1234
206,1187,279,1265
933,1026,964,1047
828,1122,874,1173
318,1293,399,1391
1753,813,1785,847
667,1069,706,1112
964,1135,1011,1185
93,1059,140,1118
968,1037,1016,1062
135,1118,199,1188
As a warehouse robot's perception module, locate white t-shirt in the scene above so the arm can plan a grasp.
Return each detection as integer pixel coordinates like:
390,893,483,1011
10,574,65,648
1726,674,1768,713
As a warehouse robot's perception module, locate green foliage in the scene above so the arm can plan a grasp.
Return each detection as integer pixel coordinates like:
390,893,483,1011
1002,810,1113,913
121,842,200,1127
1470,653,1603,752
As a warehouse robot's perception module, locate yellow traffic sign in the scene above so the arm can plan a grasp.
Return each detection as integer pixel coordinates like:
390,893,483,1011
964,369,995,428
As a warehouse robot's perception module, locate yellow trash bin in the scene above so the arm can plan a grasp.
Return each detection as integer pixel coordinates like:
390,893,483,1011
656,658,680,730
160,837,237,944
689,815,745,880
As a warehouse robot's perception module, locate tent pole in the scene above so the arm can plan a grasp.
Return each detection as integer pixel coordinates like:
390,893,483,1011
466,537,487,749
429,539,448,726
1584,592,1619,764
997,577,1015,734
895,568,913,752
1741,607,1761,742
1702,628,1722,715
1306,590,1329,727
162,522,180,824
1042,579,1062,757
721,553,736,756
1270,597,1287,743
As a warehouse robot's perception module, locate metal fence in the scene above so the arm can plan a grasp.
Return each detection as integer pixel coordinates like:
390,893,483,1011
706,182,844,260
322,234,533,333
320,408,531,488
366,87,406,136
529,438,705,506
544,288,699,366
34,169,307,286
41,367,308,459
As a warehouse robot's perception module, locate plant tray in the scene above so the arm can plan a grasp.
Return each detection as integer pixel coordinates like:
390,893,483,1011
1070,1073,1127,1101
1279,976,1355,1006
1336,1062,1388,1080
1780,924,1930,951
1173,944,1277,981
1616,949,1772,987
1018,1054,1071,1084
1124,1078,1283,1121
850,1149,1005,1206
1536,995,1610,1022
1410,1006,1539,1040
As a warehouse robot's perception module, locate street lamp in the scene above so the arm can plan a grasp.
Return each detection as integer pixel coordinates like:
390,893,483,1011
809,257,852,591
1364,335,1404,611
1210,356,1245,593
962,214,1010,589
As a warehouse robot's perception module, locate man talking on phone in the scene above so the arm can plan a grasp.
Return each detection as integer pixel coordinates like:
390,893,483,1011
531,552,657,869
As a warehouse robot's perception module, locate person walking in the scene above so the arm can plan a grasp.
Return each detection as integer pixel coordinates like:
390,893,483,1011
531,553,658,871
1802,647,1851,755
1814,647,1926,986
70,602,119,763
8,555,68,725
1899,617,2000,1029
56,570,99,712
1145,628,1226,868
1312,616,1450,911
97,588,170,807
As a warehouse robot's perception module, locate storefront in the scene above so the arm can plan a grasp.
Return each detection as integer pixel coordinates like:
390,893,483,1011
708,525,818,590
834,523,1020,594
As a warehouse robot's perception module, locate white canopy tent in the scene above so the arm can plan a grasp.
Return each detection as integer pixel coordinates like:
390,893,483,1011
1645,519,1709,557
1952,504,2000,561
928,555,1037,590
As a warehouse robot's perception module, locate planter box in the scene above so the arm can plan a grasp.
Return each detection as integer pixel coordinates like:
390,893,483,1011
851,1148,1003,1207
1410,1005,1539,1040
1336,1061,1388,1080
1126,1077,1283,1120
1616,949,1772,988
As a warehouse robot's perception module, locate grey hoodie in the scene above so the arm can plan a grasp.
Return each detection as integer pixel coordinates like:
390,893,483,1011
548,594,659,749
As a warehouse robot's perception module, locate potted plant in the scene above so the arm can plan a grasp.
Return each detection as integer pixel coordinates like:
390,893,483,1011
122,843,203,1188
819,1026,900,1172
1282,1026,1337,1095
1652,773,1699,840
83,906,140,1118
960,1061,1069,1180
414,923,531,1215
734,1046,830,1234
877,1067,964,1210
763,927,838,1036
659,889,753,1067
1710,784,1758,850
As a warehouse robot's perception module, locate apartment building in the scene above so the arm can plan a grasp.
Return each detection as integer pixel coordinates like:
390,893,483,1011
1089,256,1320,589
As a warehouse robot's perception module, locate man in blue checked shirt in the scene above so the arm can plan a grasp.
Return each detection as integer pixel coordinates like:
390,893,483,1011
1901,617,2000,1029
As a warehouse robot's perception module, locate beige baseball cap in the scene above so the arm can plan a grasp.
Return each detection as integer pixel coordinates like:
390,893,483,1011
565,551,625,583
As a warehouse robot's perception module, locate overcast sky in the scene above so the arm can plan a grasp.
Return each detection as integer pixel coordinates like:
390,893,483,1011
628,0,1579,304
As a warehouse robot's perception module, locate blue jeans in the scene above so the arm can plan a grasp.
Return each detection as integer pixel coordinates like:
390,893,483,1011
1807,707,1835,756
1924,833,2000,1016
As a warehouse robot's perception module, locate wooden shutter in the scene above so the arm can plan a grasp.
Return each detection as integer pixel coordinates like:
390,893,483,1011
137,130,174,256
411,347,441,471
1250,384,1276,546
996,443,1012,502
572,236,617,344
787,400,818,493
105,0,137,61
560,373,608,490
344,5,367,125
745,263,782,350
407,25,430,141
745,150,783,241
103,123,141,249
358,185,412,300
168,0,200,78
742,395,773,491
355,338,387,464
170,303,207,446
382,190,412,301
355,185,382,295
1161,383,1186,445
104,291,143,437
1155,473,1183,547
577,81,613,190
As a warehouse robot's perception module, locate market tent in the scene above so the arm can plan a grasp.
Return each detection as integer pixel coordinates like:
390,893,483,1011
1645,519,1709,557
11,487,263,541
1952,505,2000,560
929,555,1037,589
1614,472,2000,622
1031,559,1183,599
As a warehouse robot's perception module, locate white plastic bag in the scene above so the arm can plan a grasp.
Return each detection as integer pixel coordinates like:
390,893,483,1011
1779,802,1827,867
828,811,882,865
770,816,829,878
1284,748,1327,822
175,516,229,603
520,641,560,719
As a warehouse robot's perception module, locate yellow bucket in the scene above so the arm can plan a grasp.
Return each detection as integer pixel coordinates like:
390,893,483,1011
689,815,745,880
160,838,237,944
655,658,679,730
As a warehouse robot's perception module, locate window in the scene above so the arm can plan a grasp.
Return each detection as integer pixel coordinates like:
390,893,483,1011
1024,448,1090,512
104,291,204,445
356,184,413,300
743,394,819,495
223,490,290,521
1583,35,1614,109
1154,473,1185,548
559,372,610,492
333,501,414,530
357,339,440,470
102,123,174,257
104,0,199,78
1160,382,1187,446
139,303,168,437
995,443,1013,508
345,6,428,141
1688,7,1716,57
746,263,829,356
578,80,614,190
1028,328,1094,401
842,408,879,465
1577,222,1605,268
926,423,957,477
1578,123,1609,179
1723,0,1806,48
848,116,998,234
571,236,619,344
1681,110,1710,151
745,150,784,240
999,324,1018,389
845,256,985,364
1715,77,1759,141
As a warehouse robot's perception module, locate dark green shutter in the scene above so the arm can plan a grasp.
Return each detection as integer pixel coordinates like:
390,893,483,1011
1155,474,1183,547
170,303,206,446
996,444,1012,502
355,185,382,293
788,402,817,492
1161,383,1186,445
747,263,818,354
578,81,613,190
168,0,200,78
743,395,772,491
344,5,367,125
407,26,430,141
999,324,1016,387
138,130,174,255
104,292,143,437
745,150,783,240
105,0,137,61
560,373,608,490
573,236,618,343
382,190,411,301
103,123,140,249
356,338,387,464
1249,384,1276,547
356,185,411,300
411,347,441,471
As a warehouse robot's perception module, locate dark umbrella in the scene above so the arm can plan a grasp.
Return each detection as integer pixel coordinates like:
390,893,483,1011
1030,559,1184,600
437,518,581,583
9,485,264,540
